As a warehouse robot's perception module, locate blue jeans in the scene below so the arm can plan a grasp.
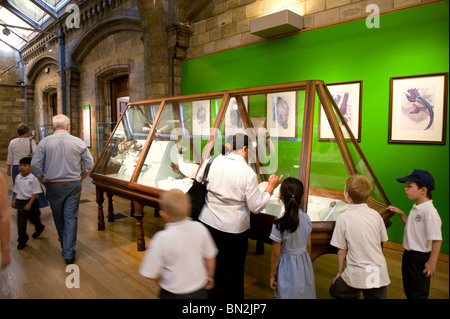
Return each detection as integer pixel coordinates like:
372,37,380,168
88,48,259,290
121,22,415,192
46,182,82,259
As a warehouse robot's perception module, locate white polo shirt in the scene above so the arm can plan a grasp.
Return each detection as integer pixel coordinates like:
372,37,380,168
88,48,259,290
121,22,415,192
403,200,442,252
330,204,390,289
197,154,271,234
139,218,218,294
13,173,42,200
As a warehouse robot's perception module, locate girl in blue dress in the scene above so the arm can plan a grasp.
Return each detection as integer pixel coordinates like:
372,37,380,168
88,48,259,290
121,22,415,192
269,177,316,299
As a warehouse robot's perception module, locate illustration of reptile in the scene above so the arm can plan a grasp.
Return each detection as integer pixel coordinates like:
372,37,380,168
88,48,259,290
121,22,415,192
405,88,434,130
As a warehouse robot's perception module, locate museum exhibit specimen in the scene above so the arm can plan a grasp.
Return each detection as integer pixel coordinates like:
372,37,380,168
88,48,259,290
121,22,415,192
91,80,393,259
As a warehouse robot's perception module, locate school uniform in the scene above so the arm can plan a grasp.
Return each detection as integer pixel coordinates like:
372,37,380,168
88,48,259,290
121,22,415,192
13,173,44,246
402,200,442,299
269,210,316,299
330,203,390,299
7,137,37,184
139,218,218,299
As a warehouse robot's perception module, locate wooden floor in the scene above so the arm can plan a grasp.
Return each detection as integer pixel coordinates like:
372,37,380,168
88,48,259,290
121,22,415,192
0,161,448,299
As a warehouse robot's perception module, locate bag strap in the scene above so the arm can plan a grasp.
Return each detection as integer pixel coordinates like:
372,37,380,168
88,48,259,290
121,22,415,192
201,156,217,184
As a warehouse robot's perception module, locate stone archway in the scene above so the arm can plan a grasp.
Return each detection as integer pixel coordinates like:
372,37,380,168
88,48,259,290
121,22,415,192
25,55,59,133
95,63,130,124
26,55,59,84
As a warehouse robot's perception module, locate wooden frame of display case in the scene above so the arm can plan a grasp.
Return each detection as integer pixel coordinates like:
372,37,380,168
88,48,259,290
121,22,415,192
91,80,393,260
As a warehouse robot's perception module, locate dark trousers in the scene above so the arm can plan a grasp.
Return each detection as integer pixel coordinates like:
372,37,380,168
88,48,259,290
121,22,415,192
16,199,43,244
203,223,248,300
402,250,431,299
329,276,387,299
160,287,209,299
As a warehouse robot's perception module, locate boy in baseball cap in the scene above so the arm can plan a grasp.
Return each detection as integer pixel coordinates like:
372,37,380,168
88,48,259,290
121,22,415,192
387,169,442,299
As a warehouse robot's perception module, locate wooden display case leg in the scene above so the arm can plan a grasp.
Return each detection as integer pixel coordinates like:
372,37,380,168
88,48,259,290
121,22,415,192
96,187,105,231
133,200,146,251
130,201,135,217
107,193,115,222
255,240,265,255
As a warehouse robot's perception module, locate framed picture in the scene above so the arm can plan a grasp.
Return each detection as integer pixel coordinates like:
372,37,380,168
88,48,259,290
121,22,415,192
267,91,297,138
389,73,448,144
192,100,211,136
225,96,248,137
319,81,362,142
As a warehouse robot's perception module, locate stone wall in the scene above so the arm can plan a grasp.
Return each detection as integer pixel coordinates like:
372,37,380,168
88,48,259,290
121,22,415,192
77,30,144,156
186,0,439,58
0,46,26,160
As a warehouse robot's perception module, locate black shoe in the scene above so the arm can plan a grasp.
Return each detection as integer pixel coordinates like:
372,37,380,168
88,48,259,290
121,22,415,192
32,225,45,239
17,242,26,250
65,257,75,265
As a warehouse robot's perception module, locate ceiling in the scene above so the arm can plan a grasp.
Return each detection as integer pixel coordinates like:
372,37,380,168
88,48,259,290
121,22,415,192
0,0,73,51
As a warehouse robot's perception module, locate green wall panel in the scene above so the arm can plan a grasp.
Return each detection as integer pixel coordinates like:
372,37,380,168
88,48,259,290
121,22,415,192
182,1,449,252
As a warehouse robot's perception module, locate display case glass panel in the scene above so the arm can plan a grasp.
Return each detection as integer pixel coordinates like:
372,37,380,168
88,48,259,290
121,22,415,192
136,100,199,192
94,82,389,218
92,81,392,254
38,124,54,140
97,122,116,157
94,103,159,180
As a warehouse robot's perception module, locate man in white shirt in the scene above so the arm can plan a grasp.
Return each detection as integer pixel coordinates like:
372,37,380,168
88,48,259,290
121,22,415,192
197,133,282,299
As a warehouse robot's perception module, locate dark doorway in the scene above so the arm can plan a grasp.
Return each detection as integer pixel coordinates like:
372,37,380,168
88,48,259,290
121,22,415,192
110,75,129,122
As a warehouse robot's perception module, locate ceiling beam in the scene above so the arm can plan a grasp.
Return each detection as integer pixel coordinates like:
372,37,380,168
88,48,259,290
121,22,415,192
0,38,18,51
0,22,57,35
31,0,57,18
1,2,40,29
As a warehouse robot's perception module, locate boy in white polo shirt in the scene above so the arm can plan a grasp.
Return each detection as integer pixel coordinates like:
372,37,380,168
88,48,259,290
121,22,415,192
139,189,218,299
329,175,390,299
11,157,45,250
388,169,442,299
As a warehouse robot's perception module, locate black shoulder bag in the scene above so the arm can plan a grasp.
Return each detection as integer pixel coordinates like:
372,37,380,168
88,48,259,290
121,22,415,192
187,156,217,221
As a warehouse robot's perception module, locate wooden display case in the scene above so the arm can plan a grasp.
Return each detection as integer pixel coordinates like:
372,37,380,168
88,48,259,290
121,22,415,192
90,80,393,260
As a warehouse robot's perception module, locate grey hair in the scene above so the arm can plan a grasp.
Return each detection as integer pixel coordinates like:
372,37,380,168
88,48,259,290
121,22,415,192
52,114,71,129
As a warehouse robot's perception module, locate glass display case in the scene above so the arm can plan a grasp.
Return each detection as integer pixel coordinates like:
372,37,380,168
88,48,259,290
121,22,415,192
96,122,116,158
38,125,54,141
91,80,393,257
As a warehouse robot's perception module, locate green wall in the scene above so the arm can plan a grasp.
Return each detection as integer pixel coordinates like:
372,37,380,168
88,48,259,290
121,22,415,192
182,1,449,253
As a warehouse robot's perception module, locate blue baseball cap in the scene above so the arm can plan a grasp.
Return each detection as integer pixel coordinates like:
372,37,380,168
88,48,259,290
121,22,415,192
397,169,435,190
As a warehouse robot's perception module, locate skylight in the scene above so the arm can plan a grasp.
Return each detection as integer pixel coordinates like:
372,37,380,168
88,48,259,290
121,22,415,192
9,0,47,23
0,7,36,50
0,0,71,51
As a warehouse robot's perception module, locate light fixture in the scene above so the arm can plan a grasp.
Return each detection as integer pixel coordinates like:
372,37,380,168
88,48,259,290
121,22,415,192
0,23,59,80
250,10,304,38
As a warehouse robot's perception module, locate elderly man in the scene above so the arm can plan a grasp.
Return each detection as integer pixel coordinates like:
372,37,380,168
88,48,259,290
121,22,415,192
31,114,94,264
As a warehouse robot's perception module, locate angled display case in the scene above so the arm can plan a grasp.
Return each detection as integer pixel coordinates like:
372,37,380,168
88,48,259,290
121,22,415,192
91,80,393,259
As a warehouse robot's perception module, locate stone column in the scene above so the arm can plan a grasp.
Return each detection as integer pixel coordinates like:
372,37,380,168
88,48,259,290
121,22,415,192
168,22,191,96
